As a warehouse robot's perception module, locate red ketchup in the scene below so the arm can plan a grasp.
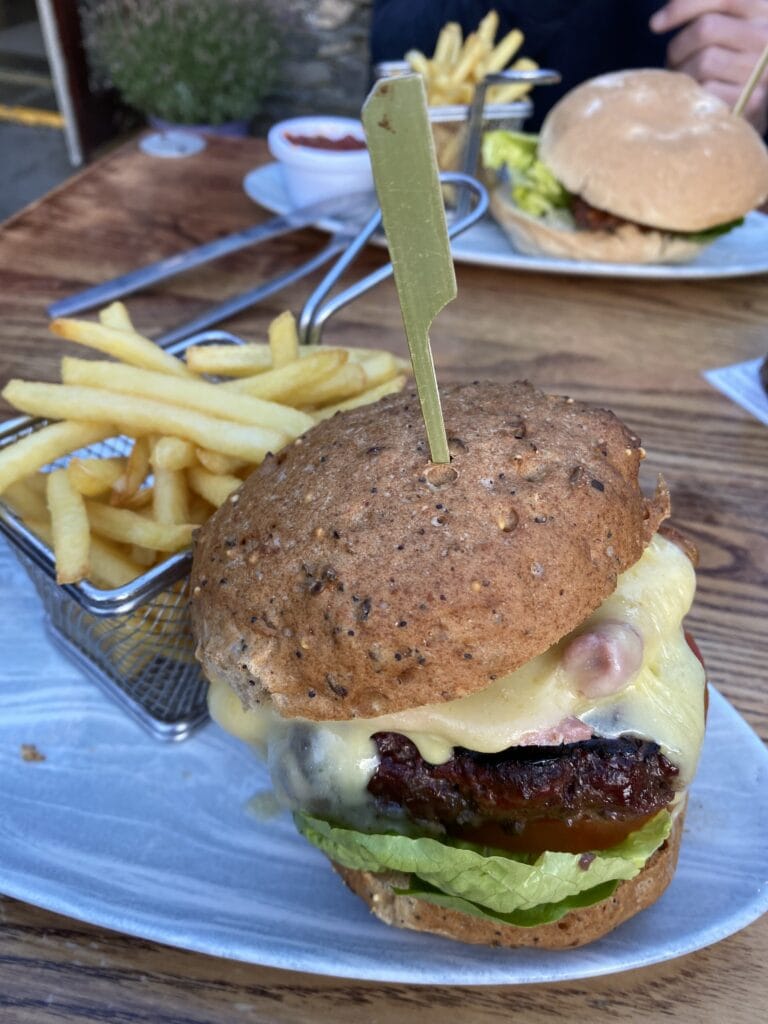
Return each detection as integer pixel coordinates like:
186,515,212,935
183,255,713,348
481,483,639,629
284,132,367,152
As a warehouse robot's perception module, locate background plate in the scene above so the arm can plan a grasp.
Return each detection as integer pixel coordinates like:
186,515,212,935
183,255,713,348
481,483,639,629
244,162,768,281
1,537,767,984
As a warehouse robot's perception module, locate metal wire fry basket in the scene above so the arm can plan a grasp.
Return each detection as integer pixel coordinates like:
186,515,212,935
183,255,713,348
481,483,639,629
0,330,244,741
0,175,489,743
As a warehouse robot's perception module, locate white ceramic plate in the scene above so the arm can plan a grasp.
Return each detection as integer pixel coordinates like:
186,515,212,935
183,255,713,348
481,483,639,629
244,162,768,280
1,537,767,985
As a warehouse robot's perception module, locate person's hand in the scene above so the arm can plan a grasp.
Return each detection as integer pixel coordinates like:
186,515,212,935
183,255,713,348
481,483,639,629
650,0,768,133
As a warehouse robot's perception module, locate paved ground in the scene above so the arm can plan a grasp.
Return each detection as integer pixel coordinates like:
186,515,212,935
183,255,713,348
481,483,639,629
0,11,74,222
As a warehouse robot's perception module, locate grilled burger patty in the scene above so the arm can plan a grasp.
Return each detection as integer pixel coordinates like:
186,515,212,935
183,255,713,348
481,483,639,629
368,732,679,831
570,194,653,234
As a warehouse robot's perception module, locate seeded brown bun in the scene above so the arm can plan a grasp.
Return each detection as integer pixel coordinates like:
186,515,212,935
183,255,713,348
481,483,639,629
334,809,684,949
191,381,669,720
490,189,703,265
539,69,768,233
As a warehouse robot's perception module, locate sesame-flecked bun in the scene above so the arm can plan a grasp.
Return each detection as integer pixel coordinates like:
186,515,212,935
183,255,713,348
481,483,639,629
190,381,669,721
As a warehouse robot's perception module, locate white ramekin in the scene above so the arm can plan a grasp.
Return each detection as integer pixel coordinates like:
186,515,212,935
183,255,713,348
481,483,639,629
267,116,374,206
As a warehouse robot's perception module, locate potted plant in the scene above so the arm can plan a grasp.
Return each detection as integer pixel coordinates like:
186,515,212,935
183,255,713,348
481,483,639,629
82,0,282,135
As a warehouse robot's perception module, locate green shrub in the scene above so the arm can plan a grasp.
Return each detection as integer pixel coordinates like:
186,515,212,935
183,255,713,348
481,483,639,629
82,0,281,125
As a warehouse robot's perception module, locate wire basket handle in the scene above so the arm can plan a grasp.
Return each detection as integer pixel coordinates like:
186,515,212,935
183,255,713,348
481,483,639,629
298,172,489,346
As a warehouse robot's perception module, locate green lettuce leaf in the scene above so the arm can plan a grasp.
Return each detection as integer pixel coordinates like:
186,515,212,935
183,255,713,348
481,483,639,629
681,217,744,244
295,810,671,917
482,130,569,217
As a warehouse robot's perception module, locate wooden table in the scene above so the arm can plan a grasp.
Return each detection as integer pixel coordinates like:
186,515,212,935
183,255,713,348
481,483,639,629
0,136,766,1023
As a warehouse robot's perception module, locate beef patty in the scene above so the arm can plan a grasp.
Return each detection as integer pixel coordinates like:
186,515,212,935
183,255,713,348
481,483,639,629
570,194,653,234
368,733,679,832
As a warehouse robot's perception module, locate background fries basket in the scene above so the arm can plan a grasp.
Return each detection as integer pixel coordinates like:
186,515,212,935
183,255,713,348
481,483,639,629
375,61,532,174
0,330,249,742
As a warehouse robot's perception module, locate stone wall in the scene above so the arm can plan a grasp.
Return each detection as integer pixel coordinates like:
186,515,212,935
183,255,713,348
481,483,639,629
259,0,374,127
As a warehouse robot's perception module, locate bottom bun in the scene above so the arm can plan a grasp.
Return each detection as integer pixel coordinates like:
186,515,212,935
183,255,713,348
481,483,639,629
333,810,684,949
490,189,703,265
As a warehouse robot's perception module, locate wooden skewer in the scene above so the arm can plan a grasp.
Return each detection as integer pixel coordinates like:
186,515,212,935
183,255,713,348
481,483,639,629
733,38,768,117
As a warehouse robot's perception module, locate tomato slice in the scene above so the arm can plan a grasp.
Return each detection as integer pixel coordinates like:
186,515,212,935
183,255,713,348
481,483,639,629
452,813,658,855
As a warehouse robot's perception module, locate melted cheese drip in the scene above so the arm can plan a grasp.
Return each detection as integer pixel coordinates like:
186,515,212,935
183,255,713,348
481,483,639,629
208,534,705,818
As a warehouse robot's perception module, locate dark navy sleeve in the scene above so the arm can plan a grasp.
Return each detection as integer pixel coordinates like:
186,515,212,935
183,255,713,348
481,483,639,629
370,1,496,63
370,0,669,128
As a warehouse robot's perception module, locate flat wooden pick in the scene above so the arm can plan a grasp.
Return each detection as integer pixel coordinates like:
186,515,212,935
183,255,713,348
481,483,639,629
362,75,454,464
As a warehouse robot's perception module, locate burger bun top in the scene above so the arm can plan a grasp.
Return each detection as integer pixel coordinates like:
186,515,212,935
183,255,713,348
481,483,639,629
191,382,669,721
539,69,768,232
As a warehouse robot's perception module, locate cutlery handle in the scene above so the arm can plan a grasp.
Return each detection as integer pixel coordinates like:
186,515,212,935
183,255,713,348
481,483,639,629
155,235,351,349
47,215,299,319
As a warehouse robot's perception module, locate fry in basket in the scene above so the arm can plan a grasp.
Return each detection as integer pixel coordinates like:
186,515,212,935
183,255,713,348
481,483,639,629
185,343,274,376
98,301,134,332
187,466,242,508
402,11,537,130
358,352,401,388
67,456,126,497
130,544,157,567
86,501,194,552
50,318,194,378
111,436,150,507
296,363,367,409
89,536,145,588
153,466,190,526
434,22,462,66
195,449,246,476
314,375,408,421
46,468,91,584
225,349,348,402
0,421,114,494
151,437,197,472
268,310,300,369
3,476,49,524
2,381,288,463
61,357,315,438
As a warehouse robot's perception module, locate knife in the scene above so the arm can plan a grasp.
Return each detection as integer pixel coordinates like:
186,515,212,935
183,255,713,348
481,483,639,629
47,189,377,319
362,74,453,463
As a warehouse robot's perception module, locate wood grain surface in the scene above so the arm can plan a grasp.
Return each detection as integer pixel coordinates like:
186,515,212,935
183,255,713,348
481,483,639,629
0,135,766,1022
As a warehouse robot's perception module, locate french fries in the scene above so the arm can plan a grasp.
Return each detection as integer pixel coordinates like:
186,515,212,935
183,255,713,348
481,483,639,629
187,465,241,508
67,456,126,497
98,301,134,332
50,317,195,378
111,436,150,507
151,437,196,472
225,349,348,403
399,12,538,171
47,468,90,584
2,381,289,463
268,310,300,369
0,304,411,589
61,357,315,438
0,421,114,493
153,467,189,526
405,13,532,106
86,501,194,552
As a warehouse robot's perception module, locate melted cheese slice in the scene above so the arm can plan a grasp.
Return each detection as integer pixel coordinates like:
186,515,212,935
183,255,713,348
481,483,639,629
208,533,705,816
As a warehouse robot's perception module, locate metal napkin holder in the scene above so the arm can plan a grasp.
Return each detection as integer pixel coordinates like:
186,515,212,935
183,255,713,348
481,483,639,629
0,175,488,741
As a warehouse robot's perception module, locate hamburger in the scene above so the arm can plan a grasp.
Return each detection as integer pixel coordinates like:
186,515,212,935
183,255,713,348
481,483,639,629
190,381,706,948
484,69,768,264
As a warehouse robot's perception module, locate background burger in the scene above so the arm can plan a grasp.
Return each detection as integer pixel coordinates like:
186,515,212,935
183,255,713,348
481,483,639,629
190,381,707,948
484,68,768,264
